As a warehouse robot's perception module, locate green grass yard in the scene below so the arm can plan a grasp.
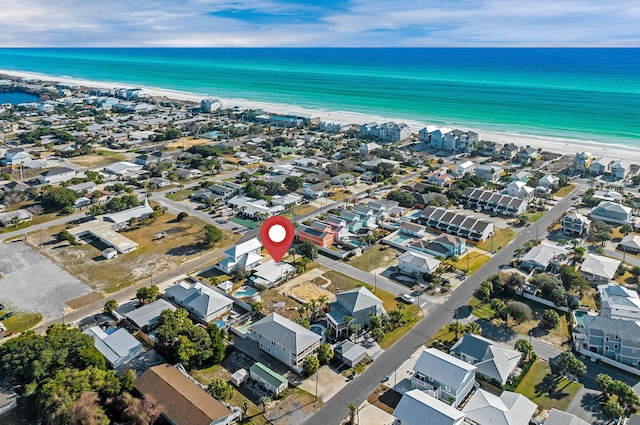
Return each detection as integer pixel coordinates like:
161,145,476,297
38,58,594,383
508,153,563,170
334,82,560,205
477,228,518,252
347,245,398,272
1,311,43,333
525,211,546,223
515,359,582,411
165,188,195,201
554,184,576,198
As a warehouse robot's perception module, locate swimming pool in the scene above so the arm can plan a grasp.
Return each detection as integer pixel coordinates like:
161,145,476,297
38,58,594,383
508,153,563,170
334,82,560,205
573,310,586,327
213,320,226,329
234,286,259,298
393,235,411,244
236,322,253,334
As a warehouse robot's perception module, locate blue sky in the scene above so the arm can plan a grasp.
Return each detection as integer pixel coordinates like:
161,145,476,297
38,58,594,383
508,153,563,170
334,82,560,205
1,0,638,47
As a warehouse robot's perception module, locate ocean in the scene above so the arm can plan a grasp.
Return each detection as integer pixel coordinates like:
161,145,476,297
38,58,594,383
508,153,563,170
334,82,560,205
0,48,639,145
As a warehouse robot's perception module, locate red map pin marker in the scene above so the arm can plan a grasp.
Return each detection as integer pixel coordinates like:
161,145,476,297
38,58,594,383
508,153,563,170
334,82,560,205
260,216,295,263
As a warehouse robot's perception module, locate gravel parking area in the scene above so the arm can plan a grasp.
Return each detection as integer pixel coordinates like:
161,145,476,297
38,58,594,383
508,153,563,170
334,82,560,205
0,241,91,320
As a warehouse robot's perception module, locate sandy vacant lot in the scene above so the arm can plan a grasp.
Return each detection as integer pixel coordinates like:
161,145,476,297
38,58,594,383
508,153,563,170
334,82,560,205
0,241,91,320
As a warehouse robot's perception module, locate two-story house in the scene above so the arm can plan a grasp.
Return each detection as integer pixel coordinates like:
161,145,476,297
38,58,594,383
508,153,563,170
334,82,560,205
581,315,640,368
475,164,503,183
325,287,386,339
164,280,233,323
398,250,441,276
450,334,522,386
506,181,535,201
216,237,263,274
411,348,477,407
38,167,77,185
499,143,519,160
393,389,465,425
418,233,466,259
562,212,590,237
297,221,334,248
598,284,640,321
573,152,593,173
590,201,633,225
580,253,621,283
250,312,321,373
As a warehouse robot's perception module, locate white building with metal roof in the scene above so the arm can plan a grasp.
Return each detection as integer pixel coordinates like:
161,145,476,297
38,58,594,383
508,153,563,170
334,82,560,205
598,284,640,321
462,389,536,425
83,326,143,368
125,298,177,331
216,237,263,274
450,334,522,386
393,389,465,425
164,280,233,323
580,254,620,283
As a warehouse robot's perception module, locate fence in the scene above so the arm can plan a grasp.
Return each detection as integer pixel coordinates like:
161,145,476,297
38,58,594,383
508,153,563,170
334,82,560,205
515,289,569,313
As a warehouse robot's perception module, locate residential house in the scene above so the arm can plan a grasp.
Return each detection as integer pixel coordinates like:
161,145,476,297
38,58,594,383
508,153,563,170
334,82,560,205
301,182,326,199
38,167,76,185
419,206,495,242
252,260,295,288
249,313,321,373
334,341,368,367
593,190,625,204
461,188,528,216
518,147,539,164
411,348,477,407
417,233,466,259
462,389,536,425
397,250,441,276
580,253,621,283
135,364,235,425
67,181,96,194
475,141,502,157
573,152,593,173
148,177,170,188
164,280,233,323
216,237,262,274
227,195,284,219
359,142,381,159
297,221,334,248
590,157,613,176
124,298,177,332
499,143,519,160
103,199,154,228
611,160,633,180
450,334,522,386
562,212,591,237
134,154,160,167
271,193,303,207
83,326,142,369
581,315,640,368
201,98,222,112
103,161,143,175
590,201,633,225
325,287,386,339
392,389,466,425
324,213,349,241
352,205,382,228
208,184,235,201
249,362,288,395
619,234,640,254
340,210,364,233
543,409,590,425
454,160,475,177
362,158,401,170
1,181,29,193
510,171,529,183
426,168,454,187
536,175,560,195
521,244,569,272
399,222,427,238
331,173,355,186
0,210,33,227
598,284,640,321
175,168,203,179
418,125,438,145
506,181,535,201
475,164,503,183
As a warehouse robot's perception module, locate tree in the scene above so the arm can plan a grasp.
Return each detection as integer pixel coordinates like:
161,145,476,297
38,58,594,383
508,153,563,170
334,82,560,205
202,224,223,247
621,223,634,235
596,373,613,396
41,186,78,210
317,343,334,364
531,274,568,307
515,339,534,361
136,285,159,304
208,379,234,401
557,351,586,379
448,321,465,339
631,266,640,283
296,241,318,261
242,400,250,415
121,393,161,425
386,190,417,208
466,322,482,335
251,301,264,315
260,396,271,412
490,299,506,317
57,229,79,245
505,301,533,324
103,299,118,313
284,176,304,192
348,403,357,425
302,354,320,376
477,285,491,303
603,398,624,419
176,211,189,222
540,309,561,329
69,392,110,425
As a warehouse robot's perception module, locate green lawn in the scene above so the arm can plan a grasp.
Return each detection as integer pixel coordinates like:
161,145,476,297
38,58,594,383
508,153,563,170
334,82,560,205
554,184,576,198
96,150,125,161
477,228,518,252
347,245,398,272
525,211,546,223
426,325,459,347
165,188,195,201
1,311,43,333
468,297,495,319
516,359,582,411
448,253,491,274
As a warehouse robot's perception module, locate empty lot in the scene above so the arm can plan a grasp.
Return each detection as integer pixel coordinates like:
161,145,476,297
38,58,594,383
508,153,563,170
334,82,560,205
0,241,91,320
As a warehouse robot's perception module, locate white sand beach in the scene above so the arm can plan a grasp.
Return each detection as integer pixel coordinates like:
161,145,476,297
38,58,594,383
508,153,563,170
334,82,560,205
3,68,640,163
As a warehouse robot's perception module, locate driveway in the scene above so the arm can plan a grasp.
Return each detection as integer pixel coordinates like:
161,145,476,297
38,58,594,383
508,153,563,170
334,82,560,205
566,387,609,425
0,241,91,320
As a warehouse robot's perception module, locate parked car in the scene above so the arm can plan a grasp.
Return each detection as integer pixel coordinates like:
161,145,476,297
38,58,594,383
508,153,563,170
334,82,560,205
398,293,415,304
0,311,14,320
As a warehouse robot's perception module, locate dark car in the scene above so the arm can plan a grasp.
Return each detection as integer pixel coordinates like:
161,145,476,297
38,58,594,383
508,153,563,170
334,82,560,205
0,311,14,320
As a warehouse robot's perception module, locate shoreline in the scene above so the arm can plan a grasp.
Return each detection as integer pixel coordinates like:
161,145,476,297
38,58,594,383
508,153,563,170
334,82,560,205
2,68,640,163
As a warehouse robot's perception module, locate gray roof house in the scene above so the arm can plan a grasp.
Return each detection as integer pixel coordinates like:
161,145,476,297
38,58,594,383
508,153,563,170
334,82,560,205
216,237,262,274
125,298,177,331
619,234,640,254
450,334,523,385
590,201,633,225
581,315,640,368
250,313,321,373
164,281,233,323
393,389,465,425
411,348,477,407
83,326,143,369
326,287,386,339
598,284,640,321
580,254,620,283
521,244,569,272
334,340,368,367
543,408,590,425
462,389,536,425
562,212,590,237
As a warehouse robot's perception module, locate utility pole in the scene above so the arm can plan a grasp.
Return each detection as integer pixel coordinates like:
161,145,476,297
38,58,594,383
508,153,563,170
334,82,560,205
374,272,377,293
315,370,319,408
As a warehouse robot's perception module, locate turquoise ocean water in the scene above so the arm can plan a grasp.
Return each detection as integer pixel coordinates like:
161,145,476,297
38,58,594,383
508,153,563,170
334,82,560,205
0,48,639,145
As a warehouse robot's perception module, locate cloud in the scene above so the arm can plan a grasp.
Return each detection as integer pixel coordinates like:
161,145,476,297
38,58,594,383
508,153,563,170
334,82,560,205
0,0,637,46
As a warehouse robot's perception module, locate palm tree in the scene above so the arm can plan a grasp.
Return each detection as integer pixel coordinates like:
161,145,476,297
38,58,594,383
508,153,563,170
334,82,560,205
343,315,354,340
514,247,524,259
466,322,482,335
621,224,634,236
448,321,465,339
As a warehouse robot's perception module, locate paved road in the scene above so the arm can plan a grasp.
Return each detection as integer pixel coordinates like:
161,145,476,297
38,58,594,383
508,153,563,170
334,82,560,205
478,319,562,361
302,186,581,425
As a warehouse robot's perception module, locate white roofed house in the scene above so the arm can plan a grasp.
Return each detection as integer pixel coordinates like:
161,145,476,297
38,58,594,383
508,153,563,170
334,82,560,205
453,160,475,177
521,244,569,272
411,348,477,407
397,250,441,277
325,287,386,339
598,284,640,321
543,409,590,425
393,389,466,425
536,174,560,195
475,164,503,183
216,237,262,274
573,151,593,173
611,160,634,180
580,253,621,283
83,326,143,369
38,167,77,185
589,201,633,225
518,146,540,164
450,334,523,386
103,198,154,228
164,280,233,323
562,212,591,237
103,161,143,175
250,312,321,373
462,389,536,425
506,181,534,201
619,234,640,254
590,157,613,176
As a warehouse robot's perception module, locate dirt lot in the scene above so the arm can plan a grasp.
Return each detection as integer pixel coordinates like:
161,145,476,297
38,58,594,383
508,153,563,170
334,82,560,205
66,153,124,167
167,137,211,149
27,214,239,293
285,281,336,305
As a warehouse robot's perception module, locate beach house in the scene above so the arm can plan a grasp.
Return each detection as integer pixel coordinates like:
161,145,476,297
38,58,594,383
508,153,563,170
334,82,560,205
164,280,233,323
573,152,593,173
38,167,76,185
397,250,441,276
325,287,386,339
296,221,334,248
580,254,621,283
393,390,466,425
216,237,262,274
562,212,591,237
590,201,633,225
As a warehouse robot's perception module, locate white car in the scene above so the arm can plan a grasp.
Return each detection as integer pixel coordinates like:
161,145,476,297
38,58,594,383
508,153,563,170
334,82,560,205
398,293,415,304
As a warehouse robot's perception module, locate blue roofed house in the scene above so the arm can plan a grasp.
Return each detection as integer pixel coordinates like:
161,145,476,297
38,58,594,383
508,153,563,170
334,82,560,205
326,287,386,339
450,334,523,386
340,210,364,233
418,233,466,259
83,326,143,369
250,313,321,373
411,348,477,407
164,281,233,323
